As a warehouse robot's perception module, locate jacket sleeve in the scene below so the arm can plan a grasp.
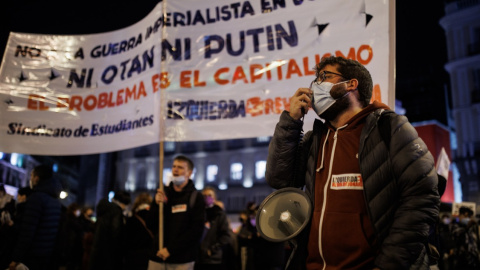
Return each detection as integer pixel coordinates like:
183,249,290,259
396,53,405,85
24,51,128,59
374,115,440,269
266,111,308,189
211,211,232,252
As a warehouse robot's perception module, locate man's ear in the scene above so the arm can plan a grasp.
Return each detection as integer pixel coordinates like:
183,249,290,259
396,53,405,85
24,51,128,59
348,79,359,91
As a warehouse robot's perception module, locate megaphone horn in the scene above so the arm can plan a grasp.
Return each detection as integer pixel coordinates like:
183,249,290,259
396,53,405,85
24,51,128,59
256,187,312,242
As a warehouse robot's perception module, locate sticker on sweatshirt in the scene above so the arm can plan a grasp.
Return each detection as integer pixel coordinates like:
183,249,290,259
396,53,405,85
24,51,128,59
330,174,363,190
172,204,187,213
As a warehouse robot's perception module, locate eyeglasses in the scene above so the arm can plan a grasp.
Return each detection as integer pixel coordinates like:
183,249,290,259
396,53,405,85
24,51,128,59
314,70,347,84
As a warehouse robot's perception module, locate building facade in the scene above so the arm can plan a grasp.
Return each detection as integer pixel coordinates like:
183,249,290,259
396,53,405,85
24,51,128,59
440,0,480,203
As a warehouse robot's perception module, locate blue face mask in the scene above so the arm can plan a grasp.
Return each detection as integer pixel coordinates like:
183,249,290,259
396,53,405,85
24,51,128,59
310,80,349,116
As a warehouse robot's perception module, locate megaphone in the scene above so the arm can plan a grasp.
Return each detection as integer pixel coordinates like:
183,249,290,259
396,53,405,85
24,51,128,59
256,187,312,269
256,187,312,242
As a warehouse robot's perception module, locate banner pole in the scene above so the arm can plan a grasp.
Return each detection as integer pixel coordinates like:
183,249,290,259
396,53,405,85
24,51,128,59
158,0,167,251
159,140,164,250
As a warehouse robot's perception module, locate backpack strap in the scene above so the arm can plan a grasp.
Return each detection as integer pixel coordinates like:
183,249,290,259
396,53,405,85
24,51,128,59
189,190,198,209
377,109,393,150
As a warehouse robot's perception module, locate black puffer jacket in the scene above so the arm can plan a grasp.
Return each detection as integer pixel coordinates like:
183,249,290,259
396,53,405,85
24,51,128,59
266,108,440,270
11,177,62,264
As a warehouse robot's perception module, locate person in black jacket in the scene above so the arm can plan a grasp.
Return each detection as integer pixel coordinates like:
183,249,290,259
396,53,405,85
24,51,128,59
195,186,231,270
149,155,205,270
8,165,62,270
88,190,131,270
124,192,154,270
266,56,440,270
0,186,31,269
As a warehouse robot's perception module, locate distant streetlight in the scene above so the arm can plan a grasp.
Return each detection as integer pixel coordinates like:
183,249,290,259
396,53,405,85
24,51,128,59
59,191,68,199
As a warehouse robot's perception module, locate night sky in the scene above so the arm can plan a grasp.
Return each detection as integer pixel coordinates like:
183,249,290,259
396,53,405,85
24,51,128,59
0,1,450,126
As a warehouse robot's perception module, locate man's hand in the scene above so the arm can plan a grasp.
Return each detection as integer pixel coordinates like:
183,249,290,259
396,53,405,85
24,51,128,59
155,189,167,204
289,87,312,120
157,247,170,260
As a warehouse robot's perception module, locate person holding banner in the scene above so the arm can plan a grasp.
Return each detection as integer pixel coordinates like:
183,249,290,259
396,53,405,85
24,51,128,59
149,155,205,270
265,56,440,269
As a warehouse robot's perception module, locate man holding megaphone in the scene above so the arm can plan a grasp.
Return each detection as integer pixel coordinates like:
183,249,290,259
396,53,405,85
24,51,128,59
265,56,440,270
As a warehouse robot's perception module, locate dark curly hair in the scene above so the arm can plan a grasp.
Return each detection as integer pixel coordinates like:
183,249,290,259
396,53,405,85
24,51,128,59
314,56,373,107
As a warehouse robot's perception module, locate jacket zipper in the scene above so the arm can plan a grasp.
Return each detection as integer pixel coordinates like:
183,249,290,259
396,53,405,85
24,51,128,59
318,124,347,269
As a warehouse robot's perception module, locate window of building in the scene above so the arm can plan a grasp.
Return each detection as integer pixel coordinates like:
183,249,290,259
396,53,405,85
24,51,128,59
468,27,480,55
206,164,218,182
134,146,151,157
204,141,221,151
253,136,271,146
227,139,244,149
164,141,176,152
255,160,267,180
230,162,243,180
472,68,480,103
181,141,197,153
163,168,171,186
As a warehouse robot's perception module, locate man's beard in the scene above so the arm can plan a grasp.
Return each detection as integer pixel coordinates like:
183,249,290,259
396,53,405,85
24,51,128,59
320,94,350,121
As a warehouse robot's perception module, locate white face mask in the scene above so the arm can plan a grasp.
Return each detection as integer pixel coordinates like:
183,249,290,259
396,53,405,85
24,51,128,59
311,80,349,116
461,218,470,225
170,175,187,186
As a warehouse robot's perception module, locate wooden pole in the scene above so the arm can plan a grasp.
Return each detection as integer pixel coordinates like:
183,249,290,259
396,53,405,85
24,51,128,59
158,0,167,251
159,140,164,250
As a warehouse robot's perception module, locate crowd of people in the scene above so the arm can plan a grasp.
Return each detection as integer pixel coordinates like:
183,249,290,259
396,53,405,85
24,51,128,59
435,207,480,270
0,158,289,270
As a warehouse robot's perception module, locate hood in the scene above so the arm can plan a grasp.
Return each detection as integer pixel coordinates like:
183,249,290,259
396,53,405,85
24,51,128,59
326,101,390,131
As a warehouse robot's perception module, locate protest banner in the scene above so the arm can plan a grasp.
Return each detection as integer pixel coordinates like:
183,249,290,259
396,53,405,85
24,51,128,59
0,0,394,155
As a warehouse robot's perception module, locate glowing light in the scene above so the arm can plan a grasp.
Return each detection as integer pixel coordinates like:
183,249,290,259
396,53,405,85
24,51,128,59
243,178,253,188
59,191,68,199
10,153,18,166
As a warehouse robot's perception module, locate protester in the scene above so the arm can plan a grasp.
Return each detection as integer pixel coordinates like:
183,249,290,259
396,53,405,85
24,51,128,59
237,209,255,270
125,192,155,269
0,184,15,219
149,155,205,270
88,190,131,270
64,203,84,270
78,206,95,270
266,56,440,269
195,186,231,270
0,186,31,269
437,214,454,270
8,165,62,270
451,207,480,270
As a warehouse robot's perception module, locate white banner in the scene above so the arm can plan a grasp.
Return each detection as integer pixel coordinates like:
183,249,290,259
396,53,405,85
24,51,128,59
0,0,393,155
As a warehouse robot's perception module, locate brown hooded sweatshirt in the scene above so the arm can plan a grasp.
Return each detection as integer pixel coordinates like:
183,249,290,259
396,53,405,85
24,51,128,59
306,101,390,270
